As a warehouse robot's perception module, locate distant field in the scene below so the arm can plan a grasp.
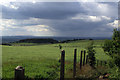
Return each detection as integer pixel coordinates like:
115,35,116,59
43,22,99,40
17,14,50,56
2,40,111,79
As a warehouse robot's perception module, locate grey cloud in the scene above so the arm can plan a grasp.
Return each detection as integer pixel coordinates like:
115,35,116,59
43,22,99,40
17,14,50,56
81,2,118,18
2,2,86,19
1,2,118,37
32,18,114,37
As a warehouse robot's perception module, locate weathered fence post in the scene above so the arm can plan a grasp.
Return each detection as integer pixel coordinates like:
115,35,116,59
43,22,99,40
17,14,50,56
80,50,83,69
83,50,86,66
15,66,25,80
60,50,65,80
73,49,77,78
86,55,88,64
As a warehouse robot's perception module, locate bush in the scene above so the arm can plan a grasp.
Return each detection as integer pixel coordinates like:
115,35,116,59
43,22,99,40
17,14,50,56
103,28,120,79
103,29,120,68
87,41,96,68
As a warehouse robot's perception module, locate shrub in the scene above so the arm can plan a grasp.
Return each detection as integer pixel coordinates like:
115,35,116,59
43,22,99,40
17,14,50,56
87,41,96,68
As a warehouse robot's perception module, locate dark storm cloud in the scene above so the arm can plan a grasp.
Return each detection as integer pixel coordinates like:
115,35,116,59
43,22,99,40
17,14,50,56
42,18,114,37
1,2,118,37
2,2,86,19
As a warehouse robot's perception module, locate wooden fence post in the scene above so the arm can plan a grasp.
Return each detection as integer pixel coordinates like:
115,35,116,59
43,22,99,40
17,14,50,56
60,50,65,80
83,50,86,66
15,66,25,80
86,55,88,64
80,50,83,69
73,49,77,78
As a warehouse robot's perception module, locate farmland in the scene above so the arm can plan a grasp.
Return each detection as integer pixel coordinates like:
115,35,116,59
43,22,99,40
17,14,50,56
2,40,111,79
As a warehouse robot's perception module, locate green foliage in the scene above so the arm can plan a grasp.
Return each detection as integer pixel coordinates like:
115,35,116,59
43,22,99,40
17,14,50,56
103,39,113,56
108,66,120,79
114,55,120,68
103,28,120,67
87,41,96,68
112,29,120,56
103,28,120,78
112,29,120,41
103,29,120,54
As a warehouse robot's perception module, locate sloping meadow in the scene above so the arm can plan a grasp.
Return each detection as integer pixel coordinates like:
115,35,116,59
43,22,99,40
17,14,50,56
2,40,111,79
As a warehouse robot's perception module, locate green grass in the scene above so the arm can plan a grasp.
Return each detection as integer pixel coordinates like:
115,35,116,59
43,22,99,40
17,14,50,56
2,45,60,79
2,40,111,79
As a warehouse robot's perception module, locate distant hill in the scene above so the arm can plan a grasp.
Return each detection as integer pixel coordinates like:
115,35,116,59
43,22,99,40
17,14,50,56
2,36,36,43
1,36,112,44
16,38,58,44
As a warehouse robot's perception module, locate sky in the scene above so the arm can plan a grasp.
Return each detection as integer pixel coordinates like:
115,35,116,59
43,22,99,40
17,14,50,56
0,0,119,37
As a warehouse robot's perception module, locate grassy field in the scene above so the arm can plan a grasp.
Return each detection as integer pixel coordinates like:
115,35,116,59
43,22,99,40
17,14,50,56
2,40,111,79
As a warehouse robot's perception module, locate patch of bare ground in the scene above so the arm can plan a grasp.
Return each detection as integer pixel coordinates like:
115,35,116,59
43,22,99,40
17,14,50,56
76,64,96,78
65,63,109,80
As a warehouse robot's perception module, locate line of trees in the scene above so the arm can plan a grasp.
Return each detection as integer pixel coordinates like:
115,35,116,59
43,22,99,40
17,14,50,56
60,38,93,43
16,38,59,44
